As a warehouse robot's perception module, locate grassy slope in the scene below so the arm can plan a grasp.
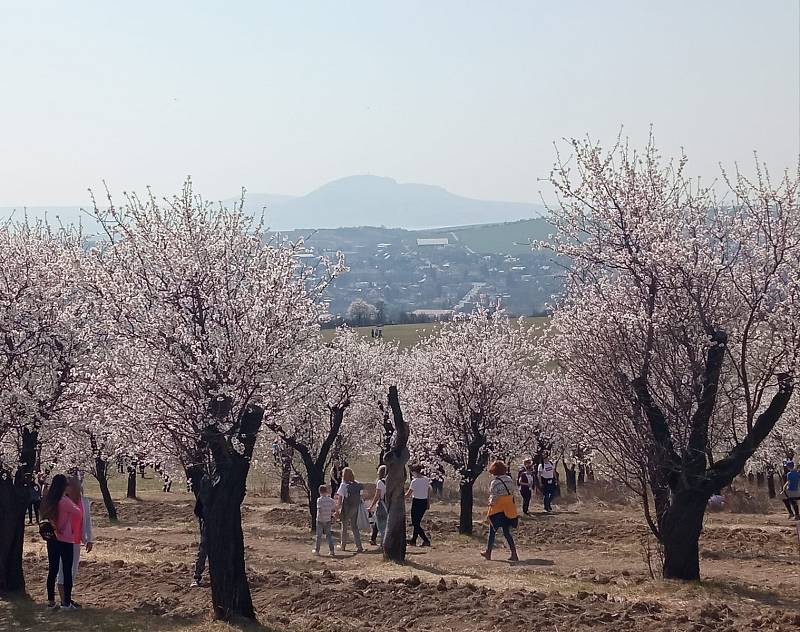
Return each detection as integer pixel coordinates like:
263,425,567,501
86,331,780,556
428,218,552,256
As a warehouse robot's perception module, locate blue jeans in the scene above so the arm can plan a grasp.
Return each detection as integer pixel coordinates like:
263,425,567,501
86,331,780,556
315,521,335,553
542,480,556,512
487,515,515,552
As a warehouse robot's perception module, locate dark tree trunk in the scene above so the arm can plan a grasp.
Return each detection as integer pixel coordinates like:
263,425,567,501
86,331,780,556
269,404,349,533
279,451,292,504
565,464,577,493
383,386,410,563
586,464,595,482
305,467,324,531
578,464,585,486
0,476,28,593
94,457,118,522
767,472,776,499
747,472,754,484
755,472,765,488
0,428,37,593
660,492,706,580
126,468,137,499
199,404,263,621
459,479,476,535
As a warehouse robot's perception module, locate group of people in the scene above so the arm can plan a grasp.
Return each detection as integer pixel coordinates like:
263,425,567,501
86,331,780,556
36,474,95,610
312,464,433,556
515,456,559,514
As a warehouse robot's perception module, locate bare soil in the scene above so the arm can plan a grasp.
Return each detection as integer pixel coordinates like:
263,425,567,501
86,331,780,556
3,485,800,632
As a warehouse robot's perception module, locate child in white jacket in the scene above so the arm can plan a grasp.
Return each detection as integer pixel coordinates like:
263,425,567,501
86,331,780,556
57,478,94,608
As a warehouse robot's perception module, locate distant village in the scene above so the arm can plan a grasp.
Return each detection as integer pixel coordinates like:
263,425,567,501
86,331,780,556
283,223,562,324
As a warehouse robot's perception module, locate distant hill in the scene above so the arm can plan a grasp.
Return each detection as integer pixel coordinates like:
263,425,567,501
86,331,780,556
237,175,542,230
2,175,543,232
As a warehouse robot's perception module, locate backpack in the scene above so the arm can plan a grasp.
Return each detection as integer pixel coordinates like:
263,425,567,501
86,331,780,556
39,520,56,542
342,481,363,516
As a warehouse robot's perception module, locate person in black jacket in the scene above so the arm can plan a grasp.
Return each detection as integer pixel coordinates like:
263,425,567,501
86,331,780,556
516,459,535,515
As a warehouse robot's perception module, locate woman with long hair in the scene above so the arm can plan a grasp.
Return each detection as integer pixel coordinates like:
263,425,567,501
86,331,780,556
40,473,82,610
334,467,364,552
481,460,519,562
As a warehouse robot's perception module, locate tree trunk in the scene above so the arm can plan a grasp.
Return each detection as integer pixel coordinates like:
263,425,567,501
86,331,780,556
586,464,595,482
0,476,28,593
199,404,263,621
94,457,118,522
279,453,292,504
755,472,765,488
126,468,137,499
767,473,776,499
660,492,707,580
747,472,754,485
383,386,410,563
578,464,585,486
565,464,577,493
459,479,475,535
305,467,323,531
201,459,254,620
0,428,38,593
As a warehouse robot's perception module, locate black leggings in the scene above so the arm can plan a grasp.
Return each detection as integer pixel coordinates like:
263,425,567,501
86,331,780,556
410,498,430,544
28,502,40,524
46,540,73,605
783,497,799,517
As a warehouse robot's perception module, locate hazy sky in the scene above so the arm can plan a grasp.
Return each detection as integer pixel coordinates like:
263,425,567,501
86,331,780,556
1,1,798,206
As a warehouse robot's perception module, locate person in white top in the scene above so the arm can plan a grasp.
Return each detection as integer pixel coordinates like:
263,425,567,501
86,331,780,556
368,465,388,547
405,465,431,546
57,478,94,608
537,457,557,513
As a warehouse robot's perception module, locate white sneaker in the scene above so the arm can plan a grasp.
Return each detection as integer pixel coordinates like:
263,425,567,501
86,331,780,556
312,549,320,556
60,603,78,611
190,579,201,588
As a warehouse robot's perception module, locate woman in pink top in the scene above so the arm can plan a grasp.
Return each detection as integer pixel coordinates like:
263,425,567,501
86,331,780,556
40,474,81,610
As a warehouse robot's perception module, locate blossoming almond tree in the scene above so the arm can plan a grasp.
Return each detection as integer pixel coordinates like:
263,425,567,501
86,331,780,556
0,222,95,593
264,328,393,529
541,136,799,580
88,181,338,620
407,311,541,534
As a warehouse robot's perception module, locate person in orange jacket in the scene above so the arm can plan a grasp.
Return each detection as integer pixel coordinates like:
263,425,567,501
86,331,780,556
481,460,519,562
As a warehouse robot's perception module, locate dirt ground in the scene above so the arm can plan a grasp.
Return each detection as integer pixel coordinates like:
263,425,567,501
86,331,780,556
2,482,800,632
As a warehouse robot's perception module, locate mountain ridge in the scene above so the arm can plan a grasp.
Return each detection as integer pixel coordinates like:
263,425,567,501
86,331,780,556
2,174,543,231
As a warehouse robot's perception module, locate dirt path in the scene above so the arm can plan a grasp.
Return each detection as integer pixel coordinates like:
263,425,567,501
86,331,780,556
3,490,800,631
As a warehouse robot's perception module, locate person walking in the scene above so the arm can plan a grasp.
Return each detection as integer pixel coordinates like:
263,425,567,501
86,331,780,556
481,460,519,562
538,455,557,513
335,467,364,552
782,462,800,520
517,459,535,515
40,474,81,610
368,465,388,547
57,478,94,608
406,465,431,547
314,484,336,556
28,476,42,525
191,496,207,587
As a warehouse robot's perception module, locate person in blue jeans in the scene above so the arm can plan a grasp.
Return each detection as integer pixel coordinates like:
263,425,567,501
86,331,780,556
782,463,800,520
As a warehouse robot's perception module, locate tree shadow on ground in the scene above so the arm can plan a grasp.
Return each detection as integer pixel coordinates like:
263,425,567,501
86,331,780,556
0,595,280,632
697,578,799,610
405,560,484,580
0,594,188,632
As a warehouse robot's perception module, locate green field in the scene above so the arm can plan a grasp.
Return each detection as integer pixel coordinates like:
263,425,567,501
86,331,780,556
323,316,548,349
430,218,552,256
